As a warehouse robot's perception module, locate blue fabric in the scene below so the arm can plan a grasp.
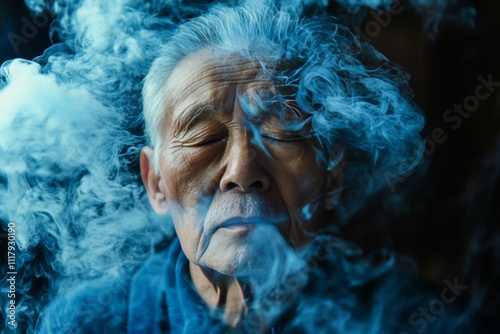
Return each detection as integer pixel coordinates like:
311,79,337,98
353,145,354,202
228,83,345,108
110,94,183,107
36,238,226,334
36,277,130,333
128,238,225,334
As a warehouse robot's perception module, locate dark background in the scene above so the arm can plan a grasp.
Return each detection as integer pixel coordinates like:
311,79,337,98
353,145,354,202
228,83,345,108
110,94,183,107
1,0,499,319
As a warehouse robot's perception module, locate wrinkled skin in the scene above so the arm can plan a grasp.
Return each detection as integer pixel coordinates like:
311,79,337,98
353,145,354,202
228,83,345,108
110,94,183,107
142,48,342,276
141,48,343,327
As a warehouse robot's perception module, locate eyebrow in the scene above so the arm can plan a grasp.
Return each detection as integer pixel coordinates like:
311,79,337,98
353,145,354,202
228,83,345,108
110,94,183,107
247,98,307,125
172,104,219,136
171,89,306,138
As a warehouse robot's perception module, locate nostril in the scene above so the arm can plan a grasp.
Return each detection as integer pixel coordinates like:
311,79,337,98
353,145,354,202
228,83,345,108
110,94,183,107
250,180,263,189
223,180,265,191
226,182,238,190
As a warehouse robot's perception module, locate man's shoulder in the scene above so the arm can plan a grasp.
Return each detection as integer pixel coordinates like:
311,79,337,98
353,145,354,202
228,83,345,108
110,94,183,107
128,247,171,333
36,276,130,333
36,248,172,334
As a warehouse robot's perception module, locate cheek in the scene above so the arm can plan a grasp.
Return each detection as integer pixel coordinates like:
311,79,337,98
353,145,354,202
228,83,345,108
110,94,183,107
159,147,223,259
169,201,207,262
268,143,327,221
174,223,204,264
271,146,328,244
270,143,326,193
160,146,222,206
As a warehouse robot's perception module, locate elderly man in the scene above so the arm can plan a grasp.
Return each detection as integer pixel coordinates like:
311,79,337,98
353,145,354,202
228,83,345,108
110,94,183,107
37,2,440,333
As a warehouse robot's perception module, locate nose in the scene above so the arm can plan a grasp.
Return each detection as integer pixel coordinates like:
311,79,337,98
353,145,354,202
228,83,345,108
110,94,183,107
220,134,270,193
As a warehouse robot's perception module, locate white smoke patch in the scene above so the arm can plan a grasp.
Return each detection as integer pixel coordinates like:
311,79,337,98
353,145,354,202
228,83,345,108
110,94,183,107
0,59,113,249
0,57,171,276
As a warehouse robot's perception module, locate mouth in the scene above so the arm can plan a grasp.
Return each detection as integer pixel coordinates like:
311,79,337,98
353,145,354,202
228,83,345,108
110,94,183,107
216,217,272,235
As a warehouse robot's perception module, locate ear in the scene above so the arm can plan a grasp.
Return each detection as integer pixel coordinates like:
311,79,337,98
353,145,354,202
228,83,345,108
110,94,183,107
140,146,169,215
324,153,345,211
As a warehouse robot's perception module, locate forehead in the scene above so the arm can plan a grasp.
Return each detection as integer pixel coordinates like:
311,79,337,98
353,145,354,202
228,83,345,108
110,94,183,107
162,49,278,132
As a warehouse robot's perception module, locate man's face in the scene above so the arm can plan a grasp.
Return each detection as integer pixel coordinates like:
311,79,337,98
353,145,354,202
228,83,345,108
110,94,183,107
142,49,341,276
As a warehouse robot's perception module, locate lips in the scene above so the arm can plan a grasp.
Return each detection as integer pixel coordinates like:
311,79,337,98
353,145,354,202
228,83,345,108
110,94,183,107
216,216,276,234
219,217,263,228
221,224,256,234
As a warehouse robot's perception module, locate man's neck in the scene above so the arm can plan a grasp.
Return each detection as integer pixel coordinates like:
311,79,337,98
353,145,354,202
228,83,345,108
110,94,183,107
189,261,249,328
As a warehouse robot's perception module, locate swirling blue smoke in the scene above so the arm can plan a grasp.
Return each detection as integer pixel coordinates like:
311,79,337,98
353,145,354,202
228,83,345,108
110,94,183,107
1,1,175,331
0,0,480,333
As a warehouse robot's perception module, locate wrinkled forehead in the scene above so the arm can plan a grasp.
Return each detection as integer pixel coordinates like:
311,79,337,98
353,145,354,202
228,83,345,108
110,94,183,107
161,49,284,131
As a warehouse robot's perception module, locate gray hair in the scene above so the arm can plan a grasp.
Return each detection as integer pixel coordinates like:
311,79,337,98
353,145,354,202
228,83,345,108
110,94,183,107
142,1,424,216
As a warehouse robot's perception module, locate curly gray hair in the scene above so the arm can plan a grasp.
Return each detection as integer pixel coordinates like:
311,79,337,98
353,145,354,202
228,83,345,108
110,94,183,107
142,1,424,217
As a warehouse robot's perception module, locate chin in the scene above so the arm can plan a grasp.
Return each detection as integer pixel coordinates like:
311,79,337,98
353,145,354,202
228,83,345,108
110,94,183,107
200,224,297,278
199,239,261,276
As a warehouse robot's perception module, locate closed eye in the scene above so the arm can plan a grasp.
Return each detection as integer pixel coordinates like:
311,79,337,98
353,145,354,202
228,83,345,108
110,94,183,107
199,136,227,146
176,131,227,148
262,133,304,142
